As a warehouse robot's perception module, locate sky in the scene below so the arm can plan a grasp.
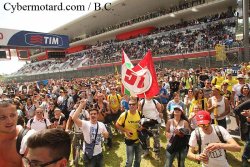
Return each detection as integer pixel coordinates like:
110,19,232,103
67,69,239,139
0,0,114,74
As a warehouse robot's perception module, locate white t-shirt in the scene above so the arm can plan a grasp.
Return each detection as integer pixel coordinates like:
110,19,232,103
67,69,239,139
27,117,51,131
232,83,244,99
140,99,160,122
210,96,226,120
189,125,232,167
81,121,107,156
19,127,36,155
69,109,90,132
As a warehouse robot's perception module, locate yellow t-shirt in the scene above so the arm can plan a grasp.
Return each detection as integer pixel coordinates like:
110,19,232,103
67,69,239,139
223,79,238,92
117,110,141,140
181,77,192,89
212,76,224,86
107,94,122,111
189,98,208,113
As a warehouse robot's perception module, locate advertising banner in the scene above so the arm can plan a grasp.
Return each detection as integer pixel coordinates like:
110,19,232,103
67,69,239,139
0,28,69,49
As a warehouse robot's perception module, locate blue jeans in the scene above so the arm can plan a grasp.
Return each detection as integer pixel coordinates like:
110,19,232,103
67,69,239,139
126,142,142,167
164,147,187,167
242,129,250,166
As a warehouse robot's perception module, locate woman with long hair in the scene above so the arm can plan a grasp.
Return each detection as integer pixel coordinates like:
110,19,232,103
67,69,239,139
24,97,36,123
184,89,194,117
165,105,190,167
235,84,250,106
189,89,207,114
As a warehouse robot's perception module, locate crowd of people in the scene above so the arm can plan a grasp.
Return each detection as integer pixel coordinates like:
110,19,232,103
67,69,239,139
1,61,250,167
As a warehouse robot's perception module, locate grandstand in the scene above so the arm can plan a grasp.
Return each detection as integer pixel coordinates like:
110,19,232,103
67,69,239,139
2,0,248,82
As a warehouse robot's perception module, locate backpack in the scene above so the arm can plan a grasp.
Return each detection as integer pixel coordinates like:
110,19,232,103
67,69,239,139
122,110,142,127
16,128,29,157
195,125,226,164
30,118,48,129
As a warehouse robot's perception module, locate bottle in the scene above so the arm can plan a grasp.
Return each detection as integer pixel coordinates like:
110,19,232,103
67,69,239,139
202,148,209,164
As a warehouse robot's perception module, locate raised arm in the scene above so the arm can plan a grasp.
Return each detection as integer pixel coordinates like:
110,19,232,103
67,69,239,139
72,99,87,128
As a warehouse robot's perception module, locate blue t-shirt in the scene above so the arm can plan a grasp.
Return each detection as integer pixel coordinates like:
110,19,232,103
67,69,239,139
159,88,168,104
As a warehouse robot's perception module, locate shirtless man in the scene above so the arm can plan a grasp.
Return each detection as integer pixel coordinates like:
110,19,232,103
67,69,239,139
0,99,32,167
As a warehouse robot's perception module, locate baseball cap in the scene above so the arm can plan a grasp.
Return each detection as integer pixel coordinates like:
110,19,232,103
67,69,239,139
212,85,221,91
173,105,183,112
237,74,245,79
196,110,211,125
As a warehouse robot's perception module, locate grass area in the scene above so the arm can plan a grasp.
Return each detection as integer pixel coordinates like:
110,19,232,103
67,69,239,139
72,128,244,167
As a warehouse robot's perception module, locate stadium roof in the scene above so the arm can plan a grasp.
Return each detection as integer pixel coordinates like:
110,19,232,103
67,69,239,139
50,0,236,44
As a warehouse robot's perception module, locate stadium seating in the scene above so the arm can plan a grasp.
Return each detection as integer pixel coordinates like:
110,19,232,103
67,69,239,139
13,10,239,76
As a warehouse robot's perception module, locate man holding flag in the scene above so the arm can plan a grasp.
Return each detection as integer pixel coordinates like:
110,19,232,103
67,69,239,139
121,50,161,160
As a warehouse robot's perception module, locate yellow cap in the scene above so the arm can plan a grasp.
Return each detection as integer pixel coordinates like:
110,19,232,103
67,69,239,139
212,85,221,91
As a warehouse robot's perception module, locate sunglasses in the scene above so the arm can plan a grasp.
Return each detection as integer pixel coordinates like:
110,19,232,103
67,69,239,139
22,156,63,167
198,124,209,128
129,103,136,106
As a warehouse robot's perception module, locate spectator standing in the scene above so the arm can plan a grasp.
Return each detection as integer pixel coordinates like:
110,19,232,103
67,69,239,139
169,75,181,100
207,86,230,129
138,97,162,160
0,99,34,167
107,86,122,122
211,71,224,87
165,105,190,167
184,89,194,117
223,72,237,92
26,107,51,131
167,92,185,117
116,97,143,167
189,89,208,114
66,100,89,163
50,108,66,130
234,100,250,167
199,71,209,88
187,110,241,167
181,72,193,96
235,84,250,106
72,99,109,167
24,98,36,122
203,80,213,99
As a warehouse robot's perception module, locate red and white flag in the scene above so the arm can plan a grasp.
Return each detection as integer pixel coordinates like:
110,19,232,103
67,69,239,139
121,50,159,98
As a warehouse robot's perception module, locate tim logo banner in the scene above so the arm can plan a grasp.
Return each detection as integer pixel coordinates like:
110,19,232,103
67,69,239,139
24,33,65,47
0,28,69,49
